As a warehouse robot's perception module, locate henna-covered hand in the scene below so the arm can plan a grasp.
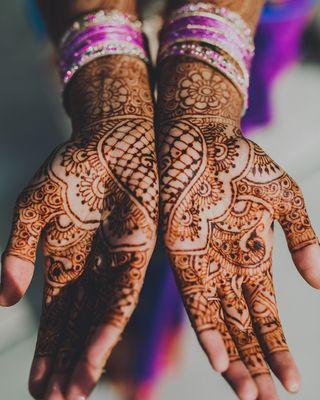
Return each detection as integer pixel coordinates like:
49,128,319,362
1,55,158,399
157,58,320,400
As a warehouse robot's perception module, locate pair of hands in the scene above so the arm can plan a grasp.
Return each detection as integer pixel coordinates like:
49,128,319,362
1,54,319,400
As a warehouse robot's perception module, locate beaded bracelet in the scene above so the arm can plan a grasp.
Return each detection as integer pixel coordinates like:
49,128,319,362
59,10,149,88
158,3,254,114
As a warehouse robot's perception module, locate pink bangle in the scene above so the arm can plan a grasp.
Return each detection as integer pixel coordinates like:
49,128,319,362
59,10,149,88
168,3,252,42
158,4,254,115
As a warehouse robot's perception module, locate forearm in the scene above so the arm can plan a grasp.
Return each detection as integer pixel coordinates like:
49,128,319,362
35,0,152,129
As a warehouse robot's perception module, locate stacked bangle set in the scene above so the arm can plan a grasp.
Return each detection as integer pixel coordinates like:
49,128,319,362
59,4,254,112
158,3,254,114
59,10,149,87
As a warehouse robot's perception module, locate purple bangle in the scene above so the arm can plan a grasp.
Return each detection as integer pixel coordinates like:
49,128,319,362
158,4,254,114
60,9,142,47
62,31,145,62
162,15,252,51
59,10,149,88
160,28,251,69
64,24,144,57
61,42,149,85
61,36,147,73
168,3,252,39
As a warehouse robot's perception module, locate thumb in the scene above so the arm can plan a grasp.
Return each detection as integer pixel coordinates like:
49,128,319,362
0,192,45,306
276,176,320,288
291,243,320,289
0,255,34,306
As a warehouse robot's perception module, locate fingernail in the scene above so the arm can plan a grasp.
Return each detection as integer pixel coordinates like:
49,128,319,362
70,396,86,400
288,381,299,393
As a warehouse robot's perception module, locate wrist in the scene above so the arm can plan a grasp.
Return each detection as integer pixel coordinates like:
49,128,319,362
157,57,243,127
65,55,153,132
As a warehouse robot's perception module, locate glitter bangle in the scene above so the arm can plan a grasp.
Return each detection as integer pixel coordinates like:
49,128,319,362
59,10,149,88
159,31,250,73
158,4,254,114
164,14,253,51
60,9,142,47
63,24,145,58
168,3,252,41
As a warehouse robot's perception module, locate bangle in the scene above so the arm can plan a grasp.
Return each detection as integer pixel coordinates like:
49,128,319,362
59,10,149,88
158,3,254,115
60,10,142,47
167,3,252,41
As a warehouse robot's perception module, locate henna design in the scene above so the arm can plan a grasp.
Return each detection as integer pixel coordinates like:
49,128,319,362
159,62,242,121
157,59,317,376
5,56,158,358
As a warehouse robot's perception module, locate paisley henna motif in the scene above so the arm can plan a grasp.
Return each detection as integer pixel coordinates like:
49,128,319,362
157,58,317,376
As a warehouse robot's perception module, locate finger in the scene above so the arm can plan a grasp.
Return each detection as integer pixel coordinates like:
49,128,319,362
254,374,279,400
64,240,150,399
276,176,320,287
218,275,282,399
171,253,237,373
218,275,270,376
292,244,320,289
44,274,95,399
0,256,34,306
199,329,229,373
223,360,258,400
65,324,121,400
1,194,45,305
44,373,69,400
29,356,54,400
29,283,75,399
269,351,300,393
243,270,301,392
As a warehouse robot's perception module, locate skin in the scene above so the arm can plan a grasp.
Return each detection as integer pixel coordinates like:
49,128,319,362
1,1,319,400
156,1,320,399
1,45,158,400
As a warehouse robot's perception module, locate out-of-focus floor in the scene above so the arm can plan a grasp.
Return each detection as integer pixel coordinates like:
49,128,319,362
1,2,320,399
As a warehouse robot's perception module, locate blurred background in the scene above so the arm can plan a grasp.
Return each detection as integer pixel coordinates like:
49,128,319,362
1,1,320,399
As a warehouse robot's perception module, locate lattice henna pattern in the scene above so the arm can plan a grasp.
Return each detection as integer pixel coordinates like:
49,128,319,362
157,59,317,376
5,56,159,360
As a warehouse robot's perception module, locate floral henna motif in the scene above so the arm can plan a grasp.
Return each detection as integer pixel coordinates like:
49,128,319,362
160,61,243,121
178,70,231,111
5,56,158,358
157,59,317,376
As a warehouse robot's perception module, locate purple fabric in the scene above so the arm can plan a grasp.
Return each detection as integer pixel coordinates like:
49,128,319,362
242,0,313,133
